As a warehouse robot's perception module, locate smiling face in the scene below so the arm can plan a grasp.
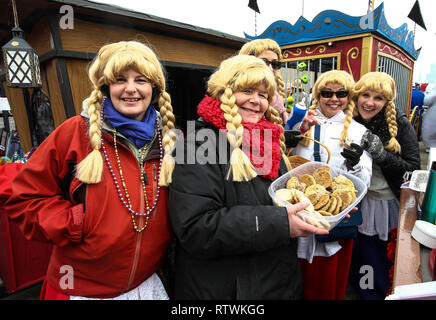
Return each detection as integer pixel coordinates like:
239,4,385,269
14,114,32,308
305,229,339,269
109,69,153,121
235,85,269,123
357,90,387,122
318,83,349,118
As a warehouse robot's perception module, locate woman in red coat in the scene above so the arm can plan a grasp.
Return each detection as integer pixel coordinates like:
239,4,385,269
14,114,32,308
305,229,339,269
4,41,177,300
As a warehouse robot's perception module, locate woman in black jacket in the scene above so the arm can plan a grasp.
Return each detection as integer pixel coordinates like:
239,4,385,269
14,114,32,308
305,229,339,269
168,55,328,300
348,72,420,300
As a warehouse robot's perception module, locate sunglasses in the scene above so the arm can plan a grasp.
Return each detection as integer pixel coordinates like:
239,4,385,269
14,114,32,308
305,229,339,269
320,89,349,98
261,58,282,70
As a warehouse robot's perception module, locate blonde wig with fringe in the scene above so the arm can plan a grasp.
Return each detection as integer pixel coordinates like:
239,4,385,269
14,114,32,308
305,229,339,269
239,39,286,102
352,72,401,154
207,55,291,182
75,41,176,186
302,70,356,147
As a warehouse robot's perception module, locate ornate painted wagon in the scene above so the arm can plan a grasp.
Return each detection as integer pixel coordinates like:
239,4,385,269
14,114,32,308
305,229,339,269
246,3,420,116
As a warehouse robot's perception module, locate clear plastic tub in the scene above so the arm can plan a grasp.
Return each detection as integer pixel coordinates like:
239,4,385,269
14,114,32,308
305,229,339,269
268,161,368,230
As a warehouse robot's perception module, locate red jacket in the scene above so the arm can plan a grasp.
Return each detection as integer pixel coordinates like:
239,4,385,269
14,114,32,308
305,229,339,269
4,115,172,298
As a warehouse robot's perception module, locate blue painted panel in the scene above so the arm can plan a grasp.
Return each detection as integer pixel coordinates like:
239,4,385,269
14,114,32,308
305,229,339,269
245,3,419,60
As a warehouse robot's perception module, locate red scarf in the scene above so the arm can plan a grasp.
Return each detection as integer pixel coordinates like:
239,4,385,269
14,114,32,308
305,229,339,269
197,95,282,180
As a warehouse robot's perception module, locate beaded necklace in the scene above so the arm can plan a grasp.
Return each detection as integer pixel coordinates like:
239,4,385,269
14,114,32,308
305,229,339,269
101,119,163,233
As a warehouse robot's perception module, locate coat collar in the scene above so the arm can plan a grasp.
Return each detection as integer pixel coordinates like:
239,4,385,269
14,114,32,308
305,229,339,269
315,105,346,123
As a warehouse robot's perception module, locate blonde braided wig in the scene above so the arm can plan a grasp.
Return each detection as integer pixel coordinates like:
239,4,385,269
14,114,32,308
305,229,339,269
207,55,290,181
76,41,176,185
352,72,401,154
239,39,286,101
301,70,356,147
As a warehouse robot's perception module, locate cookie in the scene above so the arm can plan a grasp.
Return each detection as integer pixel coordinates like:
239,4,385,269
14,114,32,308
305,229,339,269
332,175,354,189
286,176,300,189
327,195,337,213
305,184,327,197
301,174,316,187
344,138,353,149
291,189,315,213
313,169,333,189
317,165,331,173
318,210,333,217
296,182,307,193
319,198,331,211
313,193,330,210
332,189,353,210
275,188,293,203
307,192,319,206
333,196,342,215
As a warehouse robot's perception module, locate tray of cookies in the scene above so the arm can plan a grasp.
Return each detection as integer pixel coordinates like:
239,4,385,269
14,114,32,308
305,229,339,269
268,161,367,231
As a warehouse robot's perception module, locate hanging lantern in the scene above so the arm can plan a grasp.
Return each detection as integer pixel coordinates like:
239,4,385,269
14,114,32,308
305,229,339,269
2,0,41,88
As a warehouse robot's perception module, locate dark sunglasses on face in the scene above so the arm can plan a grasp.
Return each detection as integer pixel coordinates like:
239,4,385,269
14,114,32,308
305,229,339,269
261,58,282,70
320,89,349,98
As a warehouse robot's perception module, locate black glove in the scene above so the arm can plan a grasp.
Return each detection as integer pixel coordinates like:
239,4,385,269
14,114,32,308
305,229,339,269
341,143,363,171
361,129,387,163
284,130,303,148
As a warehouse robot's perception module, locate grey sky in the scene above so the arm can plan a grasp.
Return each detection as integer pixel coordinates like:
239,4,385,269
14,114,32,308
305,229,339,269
91,0,436,83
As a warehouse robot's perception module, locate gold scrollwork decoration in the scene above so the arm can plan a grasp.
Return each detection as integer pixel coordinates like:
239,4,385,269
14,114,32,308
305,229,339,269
305,45,326,55
283,48,302,58
335,10,379,29
306,21,323,33
283,26,301,36
346,47,360,79
334,19,360,28
260,28,277,39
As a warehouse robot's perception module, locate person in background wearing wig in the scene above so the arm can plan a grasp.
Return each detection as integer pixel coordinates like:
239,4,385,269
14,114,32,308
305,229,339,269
239,39,302,150
348,72,420,299
291,70,372,300
168,55,328,299
5,41,177,300
239,39,288,124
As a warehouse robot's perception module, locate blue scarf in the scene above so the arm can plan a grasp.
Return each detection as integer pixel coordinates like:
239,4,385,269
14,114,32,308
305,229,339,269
103,98,157,149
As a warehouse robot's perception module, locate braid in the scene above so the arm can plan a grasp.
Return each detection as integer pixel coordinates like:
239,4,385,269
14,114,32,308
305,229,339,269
384,101,401,154
300,101,318,147
75,89,104,184
266,104,283,126
266,106,292,171
275,73,286,102
267,107,285,152
353,72,401,154
158,90,178,186
339,99,355,147
220,86,257,181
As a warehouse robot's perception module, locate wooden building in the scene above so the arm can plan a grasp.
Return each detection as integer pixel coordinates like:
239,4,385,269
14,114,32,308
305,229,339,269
246,3,420,115
0,0,246,152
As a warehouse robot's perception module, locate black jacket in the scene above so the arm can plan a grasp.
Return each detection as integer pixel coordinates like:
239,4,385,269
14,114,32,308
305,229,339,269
357,110,421,199
168,119,302,300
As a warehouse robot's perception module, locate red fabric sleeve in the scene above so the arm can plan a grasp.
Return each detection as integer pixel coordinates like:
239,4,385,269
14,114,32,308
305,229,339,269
0,163,25,206
3,117,87,247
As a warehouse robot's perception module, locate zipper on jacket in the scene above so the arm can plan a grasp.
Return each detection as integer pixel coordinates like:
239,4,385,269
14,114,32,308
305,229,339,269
127,231,142,291
126,152,147,292
126,179,145,292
